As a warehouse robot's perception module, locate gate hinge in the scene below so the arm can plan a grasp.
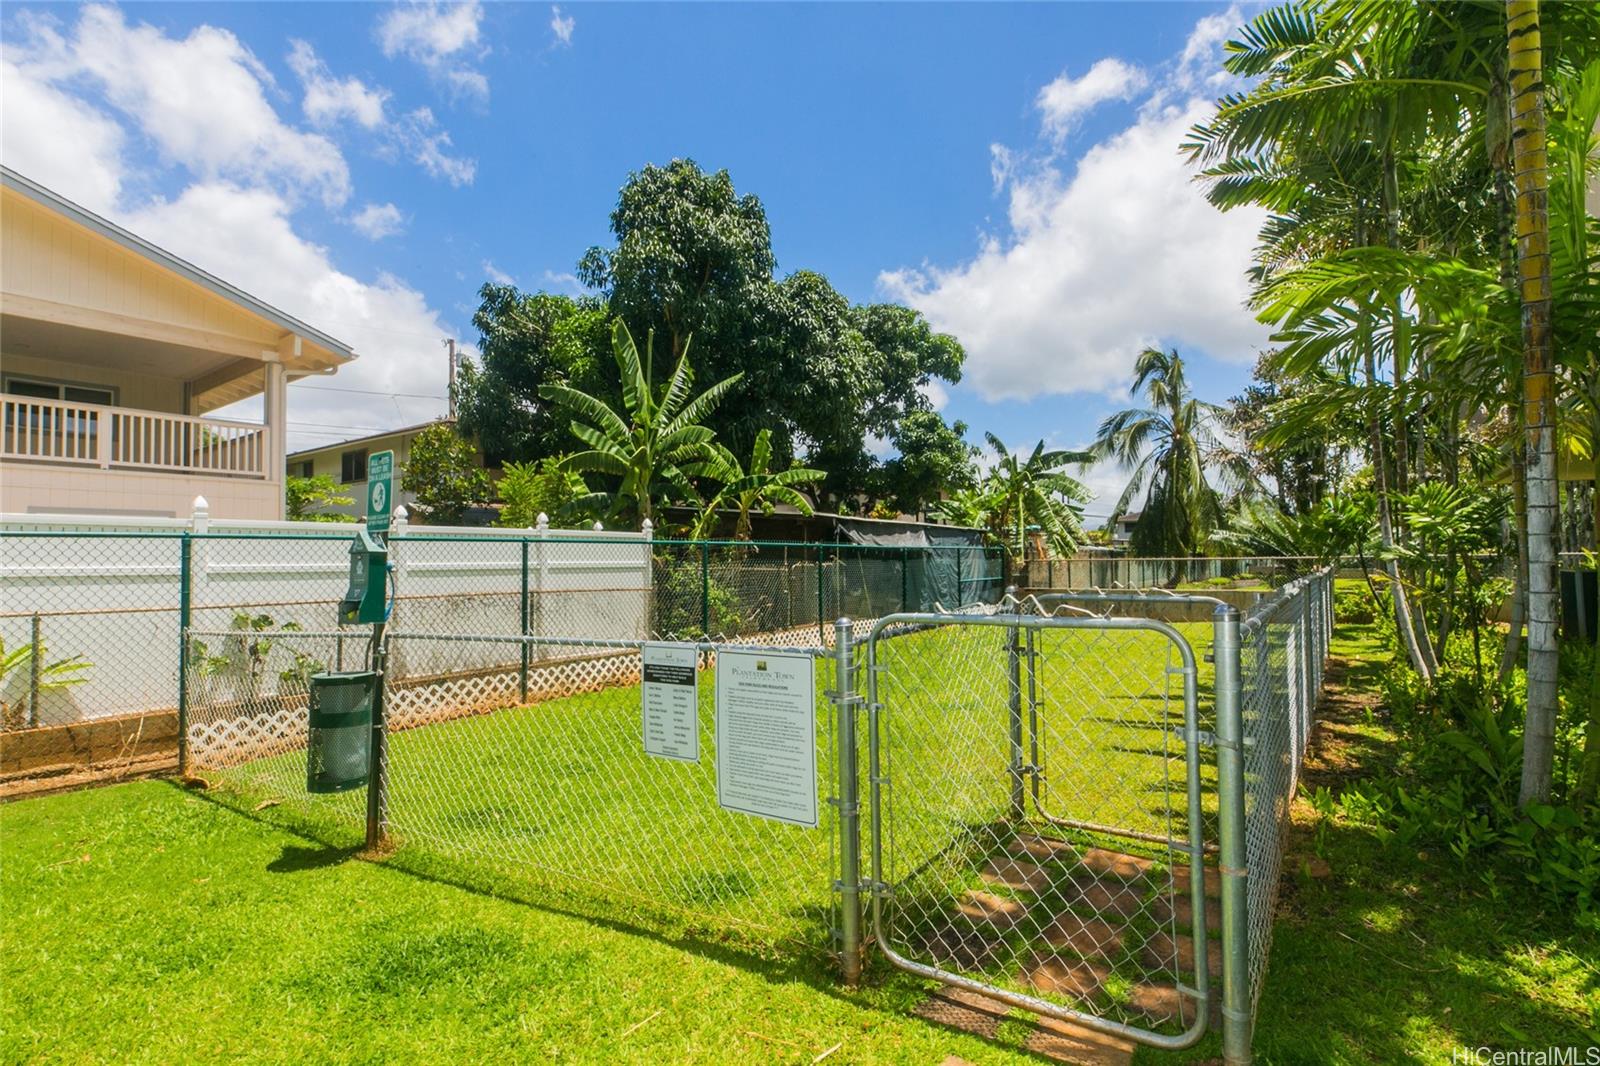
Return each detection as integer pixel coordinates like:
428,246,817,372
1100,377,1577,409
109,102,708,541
1172,726,1217,748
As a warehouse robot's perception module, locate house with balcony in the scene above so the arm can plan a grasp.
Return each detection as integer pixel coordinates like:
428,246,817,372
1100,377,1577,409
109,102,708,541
287,418,498,522
0,167,356,519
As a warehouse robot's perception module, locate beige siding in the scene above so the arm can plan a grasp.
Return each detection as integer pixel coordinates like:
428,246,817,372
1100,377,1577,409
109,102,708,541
0,352,184,413
0,461,278,519
1,192,282,350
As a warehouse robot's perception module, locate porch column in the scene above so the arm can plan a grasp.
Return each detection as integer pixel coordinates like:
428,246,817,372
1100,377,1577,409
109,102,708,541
263,358,287,518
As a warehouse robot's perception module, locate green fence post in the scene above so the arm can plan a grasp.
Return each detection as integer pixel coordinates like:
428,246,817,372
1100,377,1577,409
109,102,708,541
519,538,531,704
953,546,963,608
177,532,192,777
1214,603,1251,1065
700,541,711,640
900,551,909,613
833,617,863,984
817,544,827,644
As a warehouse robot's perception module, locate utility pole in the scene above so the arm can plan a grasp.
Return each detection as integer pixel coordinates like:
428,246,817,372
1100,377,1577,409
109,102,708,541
445,338,458,420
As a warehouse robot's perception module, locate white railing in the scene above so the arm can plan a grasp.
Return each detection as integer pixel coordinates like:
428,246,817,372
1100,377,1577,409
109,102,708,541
0,397,268,479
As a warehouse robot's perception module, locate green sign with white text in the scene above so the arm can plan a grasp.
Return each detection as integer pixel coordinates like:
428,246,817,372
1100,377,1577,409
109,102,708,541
366,450,394,533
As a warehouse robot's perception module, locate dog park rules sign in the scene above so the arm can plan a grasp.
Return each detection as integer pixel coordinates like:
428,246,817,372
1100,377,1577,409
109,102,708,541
641,643,699,762
714,649,818,828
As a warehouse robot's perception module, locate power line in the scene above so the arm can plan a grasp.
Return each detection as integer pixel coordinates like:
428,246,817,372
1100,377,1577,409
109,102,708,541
289,382,447,400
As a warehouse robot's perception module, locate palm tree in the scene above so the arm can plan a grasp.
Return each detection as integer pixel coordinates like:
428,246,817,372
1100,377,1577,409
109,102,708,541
1506,0,1558,806
690,429,826,539
935,435,1089,565
1092,348,1230,564
539,321,741,523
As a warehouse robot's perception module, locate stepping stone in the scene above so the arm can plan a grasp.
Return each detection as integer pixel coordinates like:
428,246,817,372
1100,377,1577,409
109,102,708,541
1041,911,1125,960
915,988,1011,1040
1078,847,1153,881
1010,833,1076,862
1026,1016,1135,1065
982,856,1054,892
1147,892,1221,932
1139,931,1224,978
1126,982,1195,1026
1022,955,1111,1000
957,890,1029,929
1171,864,1222,897
1062,875,1145,920
919,929,1001,970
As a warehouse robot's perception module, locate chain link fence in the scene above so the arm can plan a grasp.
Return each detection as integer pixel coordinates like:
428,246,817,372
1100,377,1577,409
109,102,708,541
1023,556,1324,591
1233,569,1332,1026
4,515,1330,1064
864,610,1215,1049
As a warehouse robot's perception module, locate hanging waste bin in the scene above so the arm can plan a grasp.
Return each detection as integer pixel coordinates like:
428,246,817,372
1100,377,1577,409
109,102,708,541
307,670,377,793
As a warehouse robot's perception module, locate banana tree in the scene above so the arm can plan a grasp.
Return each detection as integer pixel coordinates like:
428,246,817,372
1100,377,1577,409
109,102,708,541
540,321,742,523
691,429,826,540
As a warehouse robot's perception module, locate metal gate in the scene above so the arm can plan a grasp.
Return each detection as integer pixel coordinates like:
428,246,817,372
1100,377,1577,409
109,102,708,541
860,610,1212,1050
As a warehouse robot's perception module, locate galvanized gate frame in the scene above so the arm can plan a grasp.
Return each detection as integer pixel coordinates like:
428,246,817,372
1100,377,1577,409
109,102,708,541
856,610,1213,1052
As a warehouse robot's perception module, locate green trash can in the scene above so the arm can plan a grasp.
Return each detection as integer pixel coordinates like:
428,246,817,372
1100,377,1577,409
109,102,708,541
307,671,376,794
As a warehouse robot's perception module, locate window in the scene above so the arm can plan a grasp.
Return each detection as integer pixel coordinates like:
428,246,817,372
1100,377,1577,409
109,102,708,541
340,449,368,483
290,460,314,479
3,376,117,407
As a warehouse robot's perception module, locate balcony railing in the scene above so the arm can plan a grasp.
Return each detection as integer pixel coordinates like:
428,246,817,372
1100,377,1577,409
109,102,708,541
1,397,269,479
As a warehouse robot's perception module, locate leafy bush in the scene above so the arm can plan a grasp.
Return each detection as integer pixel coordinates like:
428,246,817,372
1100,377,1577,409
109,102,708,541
1331,655,1600,915
494,457,592,528
651,555,744,639
1333,584,1376,624
400,425,492,525
285,474,357,522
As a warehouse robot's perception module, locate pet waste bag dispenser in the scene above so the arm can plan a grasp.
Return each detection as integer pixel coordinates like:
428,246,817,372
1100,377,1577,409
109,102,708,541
307,530,389,792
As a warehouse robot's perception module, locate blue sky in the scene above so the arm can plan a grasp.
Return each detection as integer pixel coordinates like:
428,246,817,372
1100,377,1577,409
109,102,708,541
2,1,1268,521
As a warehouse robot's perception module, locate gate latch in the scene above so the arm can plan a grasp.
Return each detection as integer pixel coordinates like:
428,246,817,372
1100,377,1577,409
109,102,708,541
1171,726,1217,748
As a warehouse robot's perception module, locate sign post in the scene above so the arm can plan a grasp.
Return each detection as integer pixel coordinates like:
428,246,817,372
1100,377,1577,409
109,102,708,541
366,449,394,534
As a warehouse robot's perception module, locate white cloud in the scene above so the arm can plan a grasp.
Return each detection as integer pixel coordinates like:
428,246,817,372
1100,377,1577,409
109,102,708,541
124,184,455,446
549,6,575,47
0,9,463,451
0,57,125,213
879,10,1267,404
482,260,516,286
352,202,407,239
376,1,488,100
391,107,476,186
919,379,950,412
288,39,388,129
1036,58,1148,139
45,5,352,207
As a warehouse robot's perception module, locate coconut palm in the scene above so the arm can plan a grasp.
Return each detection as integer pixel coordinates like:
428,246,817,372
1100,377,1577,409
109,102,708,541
540,321,741,523
690,429,826,540
1092,348,1232,563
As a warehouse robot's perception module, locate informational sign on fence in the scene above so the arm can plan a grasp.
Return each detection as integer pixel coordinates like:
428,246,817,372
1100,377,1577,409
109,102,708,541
366,450,394,534
714,648,817,827
641,642,699,762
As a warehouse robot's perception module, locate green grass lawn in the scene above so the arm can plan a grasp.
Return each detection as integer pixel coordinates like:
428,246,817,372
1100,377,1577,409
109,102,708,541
4,611,1592,1063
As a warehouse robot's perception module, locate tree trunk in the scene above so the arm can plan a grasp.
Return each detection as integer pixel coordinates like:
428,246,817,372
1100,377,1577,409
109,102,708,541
1508,0,1558,807
1501,450,1530,679
1366,325,1432,678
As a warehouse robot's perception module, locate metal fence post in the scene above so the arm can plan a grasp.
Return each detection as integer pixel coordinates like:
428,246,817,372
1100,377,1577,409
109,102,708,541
519,538,531,703
900,551,909,613
27,614,41,729
954,547,963,608
1005,586,1025,821
700,541,712,639
817,544,828,644
365,623,389,851
177,531,192,777
1213,603,1251,1065
833,617,863,985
